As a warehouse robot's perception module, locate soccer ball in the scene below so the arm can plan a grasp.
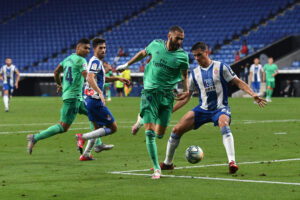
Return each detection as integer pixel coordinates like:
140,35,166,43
185,145,204,164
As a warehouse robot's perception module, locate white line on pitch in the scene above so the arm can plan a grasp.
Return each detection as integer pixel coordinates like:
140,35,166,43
110,172,300,186
274,132,287,135
110,158,300,173
0,119,299,127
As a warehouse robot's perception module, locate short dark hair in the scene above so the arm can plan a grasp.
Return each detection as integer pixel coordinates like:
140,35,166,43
5,57,12,60
92,38,106,48
191,41,208,52
169,25,184,33
77,38,90,45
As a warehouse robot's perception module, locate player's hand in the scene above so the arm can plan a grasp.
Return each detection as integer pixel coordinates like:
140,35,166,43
253,95,267,107
116,63,128,72
15,83,18,89
56,84,62,93
175,91,189,101
120,78,130,85
99,94,106,106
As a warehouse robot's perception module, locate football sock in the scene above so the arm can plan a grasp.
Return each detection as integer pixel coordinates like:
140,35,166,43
83,138,96,157
82,128,112,140
34,124,64,142
107,89,111,99
269,89,273,98
145,130,160,171
95,138,102,146
221,126,235,162
3,95,9,110
266,89,270,98
88,122,102,146
164,132,181,165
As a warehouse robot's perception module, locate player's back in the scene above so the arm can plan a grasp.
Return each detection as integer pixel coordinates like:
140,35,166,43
144,39,189,90
60,53,87,100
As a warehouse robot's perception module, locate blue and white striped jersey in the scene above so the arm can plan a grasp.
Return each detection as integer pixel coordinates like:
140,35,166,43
0,64,18,85
84,56,105,99
189,60,237,110
250,64,263,82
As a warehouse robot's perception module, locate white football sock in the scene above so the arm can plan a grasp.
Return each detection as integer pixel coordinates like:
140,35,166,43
3,95,9,110
83,139,96,157
82,128,111,140
223,132,235,162
164,133,181,165
135,113,143,128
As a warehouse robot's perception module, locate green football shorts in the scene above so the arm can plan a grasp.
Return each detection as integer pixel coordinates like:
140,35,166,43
60,99,87,125
140,89,174,127
266,80,275,88
104,83,110,88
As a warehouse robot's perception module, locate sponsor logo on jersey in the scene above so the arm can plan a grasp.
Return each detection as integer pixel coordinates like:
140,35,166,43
85,89,95,96
107,114,112,121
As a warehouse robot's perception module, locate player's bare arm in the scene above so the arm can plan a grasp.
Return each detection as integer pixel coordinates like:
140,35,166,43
54,64,63,93
15,69,20,89
105,76,130,85
116,50,147,72
175,69,189,101
231,77,266,107
172,91,193,113
87,73,105,106
0,74,3,81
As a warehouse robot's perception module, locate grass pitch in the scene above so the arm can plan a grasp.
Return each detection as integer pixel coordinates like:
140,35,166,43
0,97,300,200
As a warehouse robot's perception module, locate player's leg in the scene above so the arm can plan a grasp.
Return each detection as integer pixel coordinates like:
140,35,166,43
26,99,79,154
216,112,238,174
140,90,161,179
162,111,195,169
106,85,111,101
132,113,144,135
269,81,275,101
266,81,272,102
3,87,9,112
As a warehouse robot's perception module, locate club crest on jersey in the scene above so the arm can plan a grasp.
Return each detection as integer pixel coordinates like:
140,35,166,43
107,115,112,121
156,51,160,54
214,68,219,75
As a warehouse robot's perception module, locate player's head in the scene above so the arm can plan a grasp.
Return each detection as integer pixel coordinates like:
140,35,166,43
167,25,184,51
5,57,12,66
254,58,259,65
92,38,106,60
76,38,90,57
191,41,210,66
268,57,273,64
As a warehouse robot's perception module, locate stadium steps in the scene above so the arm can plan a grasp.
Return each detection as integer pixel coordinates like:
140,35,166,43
24,0,162,73
1,0,47,25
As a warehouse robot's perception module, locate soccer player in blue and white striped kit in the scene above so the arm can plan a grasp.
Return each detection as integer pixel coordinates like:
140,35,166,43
159,42,266,173
0,58,20,112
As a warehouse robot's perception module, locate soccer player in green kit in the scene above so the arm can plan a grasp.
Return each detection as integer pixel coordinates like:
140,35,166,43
26,38,111,155
117,26,189,179
264,57,278,102
103,62,113,102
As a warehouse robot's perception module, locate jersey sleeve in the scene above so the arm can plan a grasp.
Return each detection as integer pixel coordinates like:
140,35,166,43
189,71,196,91
222,64,237,82
249,65,254,73
0,66,3,74
60,58,65,67
274,64,278,70
181,53,189,70
81,59,87,72
87,59,100,74
145,40,157,55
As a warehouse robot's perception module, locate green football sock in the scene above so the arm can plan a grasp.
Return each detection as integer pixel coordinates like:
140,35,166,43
266,89,270,98
34,124,64,142
89,122,102,146
269,89,273,97
145,130,160,171
107,89,111,99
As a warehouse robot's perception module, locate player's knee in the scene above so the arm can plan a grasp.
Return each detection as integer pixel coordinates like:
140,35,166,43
172,125,182,135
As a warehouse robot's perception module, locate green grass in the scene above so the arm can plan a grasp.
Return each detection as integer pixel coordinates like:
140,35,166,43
0,97,300,200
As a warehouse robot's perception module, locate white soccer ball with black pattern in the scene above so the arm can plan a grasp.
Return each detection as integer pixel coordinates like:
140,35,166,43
185,145,204,164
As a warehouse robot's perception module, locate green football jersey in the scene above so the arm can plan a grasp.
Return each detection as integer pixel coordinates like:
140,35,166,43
264,64,278,81
144,39,189,90
106,70,113,77
60,53,87,100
